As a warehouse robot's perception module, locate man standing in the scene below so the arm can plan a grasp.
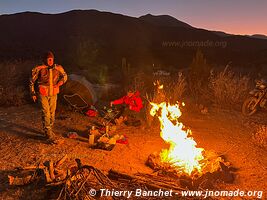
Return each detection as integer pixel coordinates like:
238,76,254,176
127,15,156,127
30,51,67,144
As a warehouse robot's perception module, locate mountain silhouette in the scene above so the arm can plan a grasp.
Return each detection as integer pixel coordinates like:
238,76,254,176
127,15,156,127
250,34,267,40
139,14,193,28
0,9,266,71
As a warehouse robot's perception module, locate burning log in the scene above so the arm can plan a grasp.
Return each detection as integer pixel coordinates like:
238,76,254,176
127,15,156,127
147,152,236,190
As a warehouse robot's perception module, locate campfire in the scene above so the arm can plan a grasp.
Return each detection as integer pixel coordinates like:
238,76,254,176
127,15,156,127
149,101,205,176
147,88,236,188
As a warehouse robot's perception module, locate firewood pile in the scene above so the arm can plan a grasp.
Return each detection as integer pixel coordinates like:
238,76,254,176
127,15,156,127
58,164,181,200
57,164,189,200
57,162,116,200
7,151,236,200
8,156,195,200
146,151,237,190
8,156,115,199
8,154,68,186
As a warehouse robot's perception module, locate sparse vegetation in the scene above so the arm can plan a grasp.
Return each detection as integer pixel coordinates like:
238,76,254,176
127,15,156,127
208,66,251,109
0,50,256,112
0,86,28,106
166,72,187,103
0,60,34,106
188,49,212,101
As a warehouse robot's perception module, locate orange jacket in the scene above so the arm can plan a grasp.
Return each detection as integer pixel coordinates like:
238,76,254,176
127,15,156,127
29,64,67,96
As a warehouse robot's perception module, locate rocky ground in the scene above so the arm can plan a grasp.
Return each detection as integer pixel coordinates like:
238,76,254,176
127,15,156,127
0,103,266,199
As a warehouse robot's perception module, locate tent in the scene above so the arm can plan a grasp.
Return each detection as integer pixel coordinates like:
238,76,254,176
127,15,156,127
61,74,97,110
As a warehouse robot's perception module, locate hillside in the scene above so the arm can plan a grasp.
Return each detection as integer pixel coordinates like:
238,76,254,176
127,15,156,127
0,10,267,72
139,14,193,28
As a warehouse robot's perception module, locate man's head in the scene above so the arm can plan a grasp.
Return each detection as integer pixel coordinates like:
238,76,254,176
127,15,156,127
44,51,54,66
127,89,135,97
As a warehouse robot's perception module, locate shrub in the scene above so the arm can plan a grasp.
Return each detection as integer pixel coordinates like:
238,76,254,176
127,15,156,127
143,80,168,127
137,70,187,126
188,49,212,100
0,60,34,106
208,66,251,108
166,72,187,103
0,86,28,106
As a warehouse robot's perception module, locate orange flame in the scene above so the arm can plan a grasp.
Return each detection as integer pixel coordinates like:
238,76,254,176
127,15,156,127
150,101,204,175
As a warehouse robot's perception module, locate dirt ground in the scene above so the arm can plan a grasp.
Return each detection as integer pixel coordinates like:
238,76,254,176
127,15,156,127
0,103,266,199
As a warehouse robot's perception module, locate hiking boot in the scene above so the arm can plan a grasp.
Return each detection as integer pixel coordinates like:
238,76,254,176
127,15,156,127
46,135,64,145
48,137,64,145
44,129,54,138
44,130,63,145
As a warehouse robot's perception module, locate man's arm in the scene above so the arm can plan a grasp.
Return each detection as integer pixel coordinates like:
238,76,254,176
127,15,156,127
129,97,143,112
112,96,125,106
55,65,67,86
29,66,41,101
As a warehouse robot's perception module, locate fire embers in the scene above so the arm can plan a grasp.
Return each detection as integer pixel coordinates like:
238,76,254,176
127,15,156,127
147,151,236,189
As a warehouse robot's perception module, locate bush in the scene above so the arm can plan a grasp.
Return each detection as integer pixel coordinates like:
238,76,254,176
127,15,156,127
0,86,28,106
0,60,34,106
208,66,251,108
144,81,166,127
142,73,187,126
188,49,212,100
166,72,187,103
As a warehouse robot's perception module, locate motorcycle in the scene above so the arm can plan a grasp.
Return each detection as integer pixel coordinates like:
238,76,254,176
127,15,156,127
242,79,267,116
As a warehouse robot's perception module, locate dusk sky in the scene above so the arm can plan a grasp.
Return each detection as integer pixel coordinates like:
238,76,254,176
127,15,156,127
0,0,266,35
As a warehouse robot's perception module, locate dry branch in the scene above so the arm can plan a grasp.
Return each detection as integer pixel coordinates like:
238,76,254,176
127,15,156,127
49,161,56,181
108,170,186,193
55,154,68,168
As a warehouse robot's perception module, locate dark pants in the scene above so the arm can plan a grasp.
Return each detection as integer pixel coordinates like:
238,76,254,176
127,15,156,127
118,106,143,126
122,108,143,120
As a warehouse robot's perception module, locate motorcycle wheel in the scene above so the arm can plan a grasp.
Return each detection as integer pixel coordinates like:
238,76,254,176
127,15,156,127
242,97,258,116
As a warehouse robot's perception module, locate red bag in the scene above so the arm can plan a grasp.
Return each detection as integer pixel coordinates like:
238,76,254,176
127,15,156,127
116,135,128,144
85,109,98,117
